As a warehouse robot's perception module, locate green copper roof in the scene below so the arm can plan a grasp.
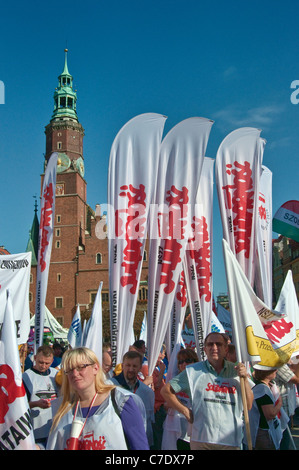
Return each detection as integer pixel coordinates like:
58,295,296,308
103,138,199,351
51,49,78,121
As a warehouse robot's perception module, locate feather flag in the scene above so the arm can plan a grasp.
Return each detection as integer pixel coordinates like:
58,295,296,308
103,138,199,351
147,117,213,375
216,129,264,286
34,152,58,351
254,165,273,307
107,113,166,365
183,157,214,360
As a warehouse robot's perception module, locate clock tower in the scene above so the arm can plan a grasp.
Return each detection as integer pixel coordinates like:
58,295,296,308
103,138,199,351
42,49,88,326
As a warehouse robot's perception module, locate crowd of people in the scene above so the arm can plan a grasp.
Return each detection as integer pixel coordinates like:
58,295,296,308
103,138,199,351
19,331,299,451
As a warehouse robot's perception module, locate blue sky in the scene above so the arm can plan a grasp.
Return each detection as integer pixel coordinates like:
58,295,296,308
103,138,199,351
1,0,298,298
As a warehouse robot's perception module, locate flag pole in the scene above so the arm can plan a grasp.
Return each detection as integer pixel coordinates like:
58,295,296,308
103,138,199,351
222,239,253,450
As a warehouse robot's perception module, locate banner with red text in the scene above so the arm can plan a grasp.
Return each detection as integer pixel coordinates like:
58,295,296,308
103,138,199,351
107,114,166,365
265,270,299,360
215,128,264,286
222,239,291,367
254,165,273,307
0,252,32,345
0,291,36,450
147,117,214,375
183,157,214,360
34,152,58,351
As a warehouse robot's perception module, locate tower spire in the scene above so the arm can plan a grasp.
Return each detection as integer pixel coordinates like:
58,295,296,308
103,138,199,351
51,49,78,121
62,48,70,75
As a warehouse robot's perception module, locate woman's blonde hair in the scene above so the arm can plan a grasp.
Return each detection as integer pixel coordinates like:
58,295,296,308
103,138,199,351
51,347,115,430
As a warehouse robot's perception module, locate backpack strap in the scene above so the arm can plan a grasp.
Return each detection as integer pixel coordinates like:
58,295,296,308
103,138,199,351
110,388,130,449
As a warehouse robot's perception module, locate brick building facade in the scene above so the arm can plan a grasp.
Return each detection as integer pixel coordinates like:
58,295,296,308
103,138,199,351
27,50,149,332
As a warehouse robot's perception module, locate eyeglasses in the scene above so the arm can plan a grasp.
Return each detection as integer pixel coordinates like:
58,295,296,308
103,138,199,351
178,358,194,365
64,363,94,375
205,341,225,348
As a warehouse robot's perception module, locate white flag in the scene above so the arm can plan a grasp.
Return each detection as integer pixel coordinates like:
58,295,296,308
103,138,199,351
83,282,103,364
34,152,58,351
254,165,273,307
222,239,287,367
0,252,32,344
183,157,214,360
211,311,226,334
147,117,213,375
67,305,82,348
0,291,36,450
216,128,264,286
264,270,299,360
107,113,166,365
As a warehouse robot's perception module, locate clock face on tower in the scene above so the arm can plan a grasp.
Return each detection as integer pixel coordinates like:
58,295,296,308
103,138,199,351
75,157,85,177
57,153,71,173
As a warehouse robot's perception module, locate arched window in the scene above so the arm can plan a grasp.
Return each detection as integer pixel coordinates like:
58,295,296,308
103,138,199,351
96,253,102,264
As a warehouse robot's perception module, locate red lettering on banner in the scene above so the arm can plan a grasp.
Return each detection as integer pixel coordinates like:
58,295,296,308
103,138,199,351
258,193,267,220
116,184,147,294
189,216,211,302
0,364,26,423
222,161,254,258
159,186,189,294
263,318,294,344
176,270,187,307
205,381,236,395
39,183,54,272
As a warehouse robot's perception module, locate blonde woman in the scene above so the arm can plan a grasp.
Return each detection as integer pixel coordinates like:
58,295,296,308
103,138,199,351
46,347,149,450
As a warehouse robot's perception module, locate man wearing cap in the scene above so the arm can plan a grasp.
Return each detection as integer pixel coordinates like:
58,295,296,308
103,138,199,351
161,332,253,450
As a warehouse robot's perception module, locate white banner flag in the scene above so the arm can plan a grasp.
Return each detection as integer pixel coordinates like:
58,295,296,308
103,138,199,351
264,270,299,360
183,157,214,360
34,152,58,351
216,128,264,286
83,282,103,364
254,165,273,307
67,305,82,348
0,291,36,450
0,252,32,345
108,113,166,365
222,239,289,367
147,117,213,375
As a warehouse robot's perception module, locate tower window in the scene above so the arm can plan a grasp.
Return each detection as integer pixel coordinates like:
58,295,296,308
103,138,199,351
60,97,66,107
67,97,73,108
57,142,62,149
55,297,63,308
96,253,102,264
